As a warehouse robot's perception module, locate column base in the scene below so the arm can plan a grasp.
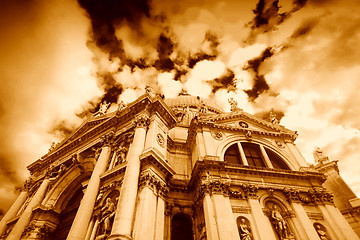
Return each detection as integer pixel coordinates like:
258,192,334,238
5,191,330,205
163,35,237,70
107,234,132,240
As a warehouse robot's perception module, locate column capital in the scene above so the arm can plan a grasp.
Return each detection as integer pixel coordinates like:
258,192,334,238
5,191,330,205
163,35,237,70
242,184,259,199
138,171,169,198
197,179,231,199
134,115,150,129
101,131,115,147
308,189,334,205
283,188,313,204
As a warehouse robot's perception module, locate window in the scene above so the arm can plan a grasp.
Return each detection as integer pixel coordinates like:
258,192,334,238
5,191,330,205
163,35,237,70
224,144,242,164
241,143,266,167
265,148,290,170
223,142,290,170
171,213,194,240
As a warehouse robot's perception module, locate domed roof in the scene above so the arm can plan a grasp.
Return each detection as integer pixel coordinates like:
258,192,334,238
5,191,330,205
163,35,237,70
164,94,224,114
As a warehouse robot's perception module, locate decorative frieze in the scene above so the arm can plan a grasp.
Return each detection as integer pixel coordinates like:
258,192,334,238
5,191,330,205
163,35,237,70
308,189,334,204
232,206,252,214
198,179,231,198
21,223,53,240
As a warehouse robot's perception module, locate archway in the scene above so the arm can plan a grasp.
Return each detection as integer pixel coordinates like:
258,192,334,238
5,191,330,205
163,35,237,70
171,213,194,240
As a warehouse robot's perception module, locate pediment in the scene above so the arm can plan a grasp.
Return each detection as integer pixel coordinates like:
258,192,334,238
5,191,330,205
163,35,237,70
199,111,295,135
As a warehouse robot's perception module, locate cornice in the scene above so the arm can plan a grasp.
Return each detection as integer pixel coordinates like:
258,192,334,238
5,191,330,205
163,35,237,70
140,148,176,178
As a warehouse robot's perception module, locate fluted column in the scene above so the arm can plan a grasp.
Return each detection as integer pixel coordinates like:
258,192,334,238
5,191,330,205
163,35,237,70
110,116,149,240
6,178,50,240
66,132,114,240
0,190,28,236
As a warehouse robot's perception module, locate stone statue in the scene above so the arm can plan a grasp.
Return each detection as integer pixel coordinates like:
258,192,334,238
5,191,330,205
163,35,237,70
100,198,116,234
313,147,329,164
239,218,252,240
269,111,279,124
95,101,110,116
271,205,291,239
199,100,207,114
315,224,330,240
145,85,155,96
115,146,128,165
117,100,126,111
228,98,239,112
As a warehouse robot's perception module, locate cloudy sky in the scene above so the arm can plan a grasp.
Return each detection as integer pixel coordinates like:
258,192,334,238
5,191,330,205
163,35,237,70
1,0,360,212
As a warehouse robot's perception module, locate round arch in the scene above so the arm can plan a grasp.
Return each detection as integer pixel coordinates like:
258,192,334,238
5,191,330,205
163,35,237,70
171,213,194,240
217,136,296,170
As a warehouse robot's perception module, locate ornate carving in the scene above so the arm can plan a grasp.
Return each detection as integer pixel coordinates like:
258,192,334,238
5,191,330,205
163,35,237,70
230,189,245,199
239,121,249,128
94,100,111,117
198,222,207,240
21,224,53,240
245,130,252,139
211,131,224,140
313,222,330,240
199,100,207,114
47,163,67,182
283,188,300,202
269,111,279,124
275,140,285,149
21,176,35,192
308,189,334,204
139,172,169,198
117,100,126,111
114,145,128,166
237,217,253,240
242,184,258,199
157,133,165,147
198,179,231,198
101,131,115,147
134,115,150,129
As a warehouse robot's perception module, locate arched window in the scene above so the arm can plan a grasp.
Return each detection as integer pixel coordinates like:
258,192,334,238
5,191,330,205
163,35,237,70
242,142,266,167
224,143,242,164
224,142,290,170
171,213,194,240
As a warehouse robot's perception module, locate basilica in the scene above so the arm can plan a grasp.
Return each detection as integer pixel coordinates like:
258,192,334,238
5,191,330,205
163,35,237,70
0,88,360,240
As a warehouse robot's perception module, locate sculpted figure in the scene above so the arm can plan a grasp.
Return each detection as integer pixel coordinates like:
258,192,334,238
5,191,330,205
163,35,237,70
271,205,290,239
315,225,330,240
239,218,252,240
117,100,126,111
115,146,128,165
228,98,238,112
95,101,110,116
100,198,116,234
269,111,279,124
313,147,329,164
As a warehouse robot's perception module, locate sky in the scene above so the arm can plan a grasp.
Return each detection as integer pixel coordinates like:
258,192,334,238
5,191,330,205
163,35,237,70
0,0,360,213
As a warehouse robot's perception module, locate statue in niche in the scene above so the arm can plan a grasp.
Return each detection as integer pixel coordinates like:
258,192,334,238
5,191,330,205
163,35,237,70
115,146,128,166
314,223,330,240
238,218,252,240
313,147,329,164
270,204,293,239
99,198,116,235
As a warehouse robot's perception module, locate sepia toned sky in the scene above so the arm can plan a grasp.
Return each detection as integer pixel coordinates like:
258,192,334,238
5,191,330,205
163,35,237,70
1,0,360,212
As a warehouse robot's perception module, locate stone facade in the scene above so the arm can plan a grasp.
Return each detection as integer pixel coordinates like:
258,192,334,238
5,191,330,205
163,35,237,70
0,90,359,240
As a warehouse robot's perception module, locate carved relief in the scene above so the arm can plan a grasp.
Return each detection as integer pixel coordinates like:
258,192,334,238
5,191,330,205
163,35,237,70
237,216,253,240
114,145,128,166
138,172,169,198
308,189,334,204
101,131,115,147
211,131,224,140
239,121,249,128
21,224,53,240
99,198,116,235
198,179,231,198
275,140,285,149
313,222,330,240
157,133,165,147
198,222,207,240
242,184,258,199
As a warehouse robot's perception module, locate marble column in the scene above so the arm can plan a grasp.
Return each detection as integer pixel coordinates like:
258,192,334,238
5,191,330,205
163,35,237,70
66,132,113,240
248,198,277,240
318,204,343,239
6,178,50,240
290,202,320,240
202,194,219,240
89,218,100,240
325,204,360,240
211,194,240,240
110,116,149,240
133,185,157,240
0,190,28,236
154,197,165,240
85,218,95,240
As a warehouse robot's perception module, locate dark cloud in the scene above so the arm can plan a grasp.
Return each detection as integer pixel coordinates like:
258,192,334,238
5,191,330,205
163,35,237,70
154,33,175,71
210,69,236,93
99,73,123,103
188,31,219,68
49,120,77,140
291,18,319,39
243,47,274,101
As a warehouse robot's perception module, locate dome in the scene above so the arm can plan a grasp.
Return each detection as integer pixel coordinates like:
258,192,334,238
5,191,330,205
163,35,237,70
164,95,224,114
